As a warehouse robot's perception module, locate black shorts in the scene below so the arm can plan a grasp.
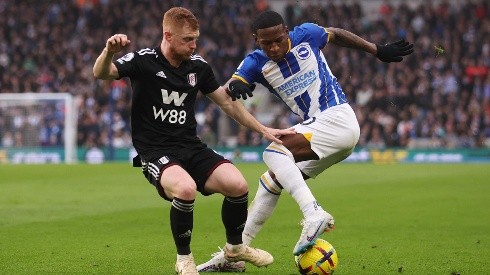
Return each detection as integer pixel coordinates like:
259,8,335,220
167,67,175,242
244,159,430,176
137,144,231,201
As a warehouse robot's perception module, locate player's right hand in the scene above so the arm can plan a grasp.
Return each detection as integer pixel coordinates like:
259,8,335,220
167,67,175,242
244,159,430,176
227,80,256,101
106,34,131,54
375,39,413,62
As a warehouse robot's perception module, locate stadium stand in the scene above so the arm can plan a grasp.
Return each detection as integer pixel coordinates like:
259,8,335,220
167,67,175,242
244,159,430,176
0,0,488,151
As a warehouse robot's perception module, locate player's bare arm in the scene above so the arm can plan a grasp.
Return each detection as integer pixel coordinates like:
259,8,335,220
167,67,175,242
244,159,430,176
326,27,413,62
207,86,295,144
325,27,377,54
93,34,131,80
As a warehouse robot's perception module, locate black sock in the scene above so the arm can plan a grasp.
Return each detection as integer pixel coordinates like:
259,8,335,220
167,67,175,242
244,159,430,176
222,193,248,245
170,197,194,255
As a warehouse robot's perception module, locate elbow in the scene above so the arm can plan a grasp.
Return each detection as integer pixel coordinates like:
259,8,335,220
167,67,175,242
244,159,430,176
93,68,110,80
93,62,114,80
93,68,102,79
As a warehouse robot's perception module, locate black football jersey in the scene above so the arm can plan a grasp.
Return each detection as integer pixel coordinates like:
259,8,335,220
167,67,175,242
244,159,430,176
114,47,220,161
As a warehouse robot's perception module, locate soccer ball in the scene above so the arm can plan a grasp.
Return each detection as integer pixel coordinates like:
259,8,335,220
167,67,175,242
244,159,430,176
295,238,338,275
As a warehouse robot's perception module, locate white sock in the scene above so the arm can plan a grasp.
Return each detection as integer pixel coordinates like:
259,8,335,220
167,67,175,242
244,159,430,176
263,143,321,217
242,171,282,245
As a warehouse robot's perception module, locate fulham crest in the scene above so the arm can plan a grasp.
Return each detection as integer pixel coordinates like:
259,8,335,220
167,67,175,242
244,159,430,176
187,73,196,87
158,156,170,165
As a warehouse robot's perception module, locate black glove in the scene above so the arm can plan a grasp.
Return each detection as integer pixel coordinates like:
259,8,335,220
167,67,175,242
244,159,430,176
376,39,414,62
228,80,256,101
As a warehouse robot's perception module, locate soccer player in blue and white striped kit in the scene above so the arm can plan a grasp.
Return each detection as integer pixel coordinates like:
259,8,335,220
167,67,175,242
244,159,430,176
198,10,413,272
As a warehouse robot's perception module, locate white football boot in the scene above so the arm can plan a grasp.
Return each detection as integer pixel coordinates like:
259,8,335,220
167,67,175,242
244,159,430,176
224,244,274,267
293,210,335,256
196,248,245,272
175,253,199,275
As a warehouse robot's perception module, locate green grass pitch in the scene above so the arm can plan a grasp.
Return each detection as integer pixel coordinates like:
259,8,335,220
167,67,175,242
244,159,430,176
1,163,489,274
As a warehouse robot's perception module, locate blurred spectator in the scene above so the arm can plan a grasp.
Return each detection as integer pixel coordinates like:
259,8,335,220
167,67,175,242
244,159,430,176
198,125,217,147
0,0,489,150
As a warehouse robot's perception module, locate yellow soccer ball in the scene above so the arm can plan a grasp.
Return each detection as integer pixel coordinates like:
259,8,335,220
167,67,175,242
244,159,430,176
295,239,338,275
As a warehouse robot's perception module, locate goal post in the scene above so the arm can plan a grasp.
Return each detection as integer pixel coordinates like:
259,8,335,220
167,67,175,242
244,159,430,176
0,93,77,164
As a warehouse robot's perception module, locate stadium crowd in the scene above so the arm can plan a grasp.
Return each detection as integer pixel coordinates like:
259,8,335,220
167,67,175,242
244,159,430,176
0,0,489,150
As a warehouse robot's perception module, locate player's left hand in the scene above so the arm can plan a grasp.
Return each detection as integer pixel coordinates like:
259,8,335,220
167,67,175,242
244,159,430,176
227,80,256,101
376,39,414,62
262,127,297,144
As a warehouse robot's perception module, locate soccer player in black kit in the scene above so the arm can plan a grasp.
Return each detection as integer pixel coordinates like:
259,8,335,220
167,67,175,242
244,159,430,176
93,7,294,275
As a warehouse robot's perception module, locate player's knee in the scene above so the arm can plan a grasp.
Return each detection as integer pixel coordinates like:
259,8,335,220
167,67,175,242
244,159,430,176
262,150,272,166
173,182,197,200
231,179,248,196
263,143,294,166
221,178,248,197
262,144,275,165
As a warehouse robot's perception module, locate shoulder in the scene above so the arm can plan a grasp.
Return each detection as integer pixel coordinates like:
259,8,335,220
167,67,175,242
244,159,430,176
233,49,269,82
241,50,269,68
188,54,213,70
135,48,158,57
290,23,328,47
115,48,157,65
292,23,326,34
190,54,208,64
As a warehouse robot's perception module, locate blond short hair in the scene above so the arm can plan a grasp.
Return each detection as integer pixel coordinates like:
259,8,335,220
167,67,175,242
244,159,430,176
163,7,199,32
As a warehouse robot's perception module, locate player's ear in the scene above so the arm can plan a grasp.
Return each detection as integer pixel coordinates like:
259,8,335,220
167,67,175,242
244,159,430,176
164,31,171,41
253,34,260,48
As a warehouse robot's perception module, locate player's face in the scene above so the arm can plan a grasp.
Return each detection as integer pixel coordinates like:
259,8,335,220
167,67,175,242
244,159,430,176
168,24,199,60
255,24,289,62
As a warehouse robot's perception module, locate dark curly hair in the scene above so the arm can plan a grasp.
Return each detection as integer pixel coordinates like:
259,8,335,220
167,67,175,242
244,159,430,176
251,10,285,34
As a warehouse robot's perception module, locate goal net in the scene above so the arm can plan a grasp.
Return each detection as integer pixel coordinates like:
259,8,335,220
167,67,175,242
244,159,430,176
0,93,77,164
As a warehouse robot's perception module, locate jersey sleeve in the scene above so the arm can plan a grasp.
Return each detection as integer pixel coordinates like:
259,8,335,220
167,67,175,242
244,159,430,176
292,23,329,49
199,63,220,95
113,52,141,79
232,53,261,84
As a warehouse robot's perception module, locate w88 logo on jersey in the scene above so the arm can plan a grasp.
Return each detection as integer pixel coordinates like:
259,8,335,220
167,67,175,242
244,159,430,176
153,107,186,124
153,89,187,124
152,89,188,124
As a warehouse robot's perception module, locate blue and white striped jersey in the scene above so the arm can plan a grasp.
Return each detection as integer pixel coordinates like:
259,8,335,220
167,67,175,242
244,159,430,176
233,23,347,120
